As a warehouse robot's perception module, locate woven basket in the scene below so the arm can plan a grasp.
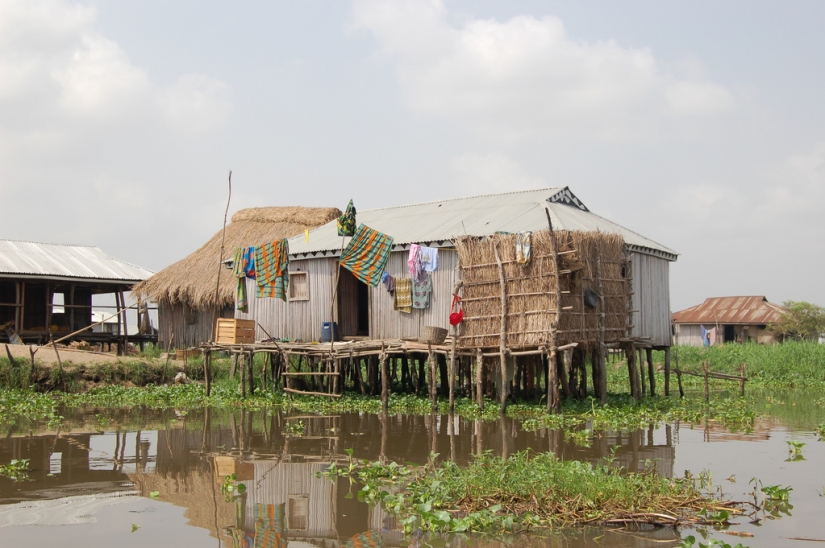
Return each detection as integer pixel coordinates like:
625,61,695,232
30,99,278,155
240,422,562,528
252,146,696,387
420,326,448,345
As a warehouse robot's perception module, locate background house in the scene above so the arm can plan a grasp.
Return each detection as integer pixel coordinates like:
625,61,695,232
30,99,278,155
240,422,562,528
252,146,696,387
672,296,785,346
133,206,340,349
0,239,153,346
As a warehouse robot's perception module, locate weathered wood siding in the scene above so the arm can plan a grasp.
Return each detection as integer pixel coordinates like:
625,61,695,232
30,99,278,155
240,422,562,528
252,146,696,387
236,258,337,342
369,249,456,339
630,253,672,347
158,302,232,349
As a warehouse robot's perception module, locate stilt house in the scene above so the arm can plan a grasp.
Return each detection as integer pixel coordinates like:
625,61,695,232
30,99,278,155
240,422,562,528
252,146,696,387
0,239,153,345
237,188,677,349
133,207,341,349
672,296,785,346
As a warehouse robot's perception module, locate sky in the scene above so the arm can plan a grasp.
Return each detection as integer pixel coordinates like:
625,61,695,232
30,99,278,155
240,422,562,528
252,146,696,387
1,0,824,312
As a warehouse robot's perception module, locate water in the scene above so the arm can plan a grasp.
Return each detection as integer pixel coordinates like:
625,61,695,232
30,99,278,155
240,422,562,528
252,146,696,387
0,390,823,547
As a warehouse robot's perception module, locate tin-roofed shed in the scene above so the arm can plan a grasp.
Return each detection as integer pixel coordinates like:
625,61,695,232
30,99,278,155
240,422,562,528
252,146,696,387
672,296,785,346
0,239,153,347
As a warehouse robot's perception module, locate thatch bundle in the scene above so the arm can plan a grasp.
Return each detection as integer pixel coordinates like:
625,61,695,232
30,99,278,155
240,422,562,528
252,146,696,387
133,206,341,308
454,230,629,350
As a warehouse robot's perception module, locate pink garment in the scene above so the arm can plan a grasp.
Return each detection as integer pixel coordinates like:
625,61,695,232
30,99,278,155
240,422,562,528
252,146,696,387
407,244,420,275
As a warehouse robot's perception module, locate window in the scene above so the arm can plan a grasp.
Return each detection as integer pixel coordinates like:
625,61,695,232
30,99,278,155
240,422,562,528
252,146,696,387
183,304,198,325
288,495,309,530
290,271,309,301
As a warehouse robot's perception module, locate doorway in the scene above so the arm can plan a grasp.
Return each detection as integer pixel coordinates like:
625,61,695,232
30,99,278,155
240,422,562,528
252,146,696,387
337,267,370,337
724,324,735,343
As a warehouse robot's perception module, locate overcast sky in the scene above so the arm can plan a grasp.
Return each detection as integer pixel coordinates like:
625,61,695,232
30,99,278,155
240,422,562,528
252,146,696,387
2,0,824,311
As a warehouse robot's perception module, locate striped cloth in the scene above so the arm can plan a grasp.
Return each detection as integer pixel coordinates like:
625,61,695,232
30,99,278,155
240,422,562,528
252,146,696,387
255,240,289,300
339,224,394,287
343,530,384,548
233,248,248,312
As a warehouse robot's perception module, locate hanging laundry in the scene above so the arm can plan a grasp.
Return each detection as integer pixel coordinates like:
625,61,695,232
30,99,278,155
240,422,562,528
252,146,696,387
412,274,432,309
304,229,309,243
255,239,289,300
407,244,428,282
708,327,717,346
381,271,396,295
339,224,394,287
337,199,357,237
700,325,710,347
420,246,439,272
242,246,256,278
233,248,248,312
394,278,412,313
516,231,532,264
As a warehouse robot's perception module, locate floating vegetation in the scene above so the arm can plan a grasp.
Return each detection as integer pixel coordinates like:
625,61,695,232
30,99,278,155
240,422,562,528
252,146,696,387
321,450,745,533
0,459,30,481
786,440,805,461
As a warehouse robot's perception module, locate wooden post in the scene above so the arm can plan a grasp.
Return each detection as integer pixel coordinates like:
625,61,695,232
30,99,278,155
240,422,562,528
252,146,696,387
240,351,247,399
475,348,484,410
626,342,640,401
674,347,684,398
595,248,608,404
646,347,655,396
493,244,508,413
740,363,746,396
120,290,129,354
380,349,389,413
204,349,212,396
560,349,572,398
546,347,560,413
637,348,646,396
703,359,709,402
664,347,671,396
449,277,463,413
428,345,437,412
49,334,64,390
248,352,255,395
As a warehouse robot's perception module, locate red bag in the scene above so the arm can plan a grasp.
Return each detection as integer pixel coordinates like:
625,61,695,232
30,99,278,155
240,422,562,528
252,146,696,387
449,295,464,326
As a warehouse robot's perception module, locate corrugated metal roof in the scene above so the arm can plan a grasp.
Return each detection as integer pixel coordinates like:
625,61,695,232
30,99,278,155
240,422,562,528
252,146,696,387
288,187,678,259
0,240,153,282
672,296,785,325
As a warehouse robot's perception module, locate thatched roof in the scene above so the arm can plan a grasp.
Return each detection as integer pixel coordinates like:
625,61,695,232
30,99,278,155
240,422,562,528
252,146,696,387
133,206,341,307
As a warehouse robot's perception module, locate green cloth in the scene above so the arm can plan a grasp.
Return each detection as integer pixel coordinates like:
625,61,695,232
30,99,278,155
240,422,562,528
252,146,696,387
337,199,357,236
339,224,394,287
233,248,248,312
255,240,289,301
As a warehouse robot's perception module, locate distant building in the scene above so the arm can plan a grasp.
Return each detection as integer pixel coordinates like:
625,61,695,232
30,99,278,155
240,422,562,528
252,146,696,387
672,296,785,346
0,239,153,346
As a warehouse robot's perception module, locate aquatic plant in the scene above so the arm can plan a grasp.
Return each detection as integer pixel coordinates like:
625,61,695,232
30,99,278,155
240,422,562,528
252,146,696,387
786,440,805,461
0,459,30,481
323,450,744,533
679,536,749,548
220,473,247,502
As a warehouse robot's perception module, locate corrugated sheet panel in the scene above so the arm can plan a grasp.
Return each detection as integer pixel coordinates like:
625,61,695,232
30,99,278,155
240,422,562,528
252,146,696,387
0,240,153,281
370,250,457,340
158,302,232,349
288,187,677,260
672,296,785,325
236,258,337,342
630,253,672,347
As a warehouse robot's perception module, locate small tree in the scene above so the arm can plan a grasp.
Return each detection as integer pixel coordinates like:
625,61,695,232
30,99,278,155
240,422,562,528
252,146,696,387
769,301,825,341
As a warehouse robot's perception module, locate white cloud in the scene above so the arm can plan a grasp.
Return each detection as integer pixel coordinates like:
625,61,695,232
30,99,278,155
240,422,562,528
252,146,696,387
159,74,233,132
450,151,546,195
351,0,736,141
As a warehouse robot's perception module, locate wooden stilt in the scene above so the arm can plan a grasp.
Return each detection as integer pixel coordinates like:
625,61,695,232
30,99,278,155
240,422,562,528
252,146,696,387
475,348,484,410
380,348,389,413
428,345,437,412
595,247,607,404
493,244,509,414
546,347,560,413
646,347,655,396
664,347,671,396
204,350,212,397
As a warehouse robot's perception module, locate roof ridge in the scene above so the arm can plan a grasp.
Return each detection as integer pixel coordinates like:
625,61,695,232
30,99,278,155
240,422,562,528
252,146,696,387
0,239,98,248
359,186,564,214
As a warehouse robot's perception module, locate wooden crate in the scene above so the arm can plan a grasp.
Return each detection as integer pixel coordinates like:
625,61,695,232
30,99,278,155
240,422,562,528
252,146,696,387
214,456,254,480
174,348,202,360
215,318,256,344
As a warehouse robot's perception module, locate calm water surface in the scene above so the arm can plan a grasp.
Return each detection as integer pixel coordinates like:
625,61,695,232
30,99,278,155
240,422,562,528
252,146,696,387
0,390,823,548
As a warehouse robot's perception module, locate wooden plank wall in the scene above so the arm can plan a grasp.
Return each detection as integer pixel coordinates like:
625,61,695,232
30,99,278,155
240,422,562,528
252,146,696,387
630,253,672,347
236,258,337,342
158,302,232,349
369,249,456,340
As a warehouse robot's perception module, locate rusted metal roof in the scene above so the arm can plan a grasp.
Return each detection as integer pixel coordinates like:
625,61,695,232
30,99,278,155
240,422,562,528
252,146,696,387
288,187,678,260
672,296,785,325
0,240,153,283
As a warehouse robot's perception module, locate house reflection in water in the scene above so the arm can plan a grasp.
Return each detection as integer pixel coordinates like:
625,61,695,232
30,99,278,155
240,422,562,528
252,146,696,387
1,409,682,545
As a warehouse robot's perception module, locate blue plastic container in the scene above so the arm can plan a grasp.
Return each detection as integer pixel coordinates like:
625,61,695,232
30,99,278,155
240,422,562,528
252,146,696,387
320,322,338,342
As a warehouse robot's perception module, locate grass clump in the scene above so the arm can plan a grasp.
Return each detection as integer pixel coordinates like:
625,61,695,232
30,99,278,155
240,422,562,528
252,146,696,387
339,451,738,533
